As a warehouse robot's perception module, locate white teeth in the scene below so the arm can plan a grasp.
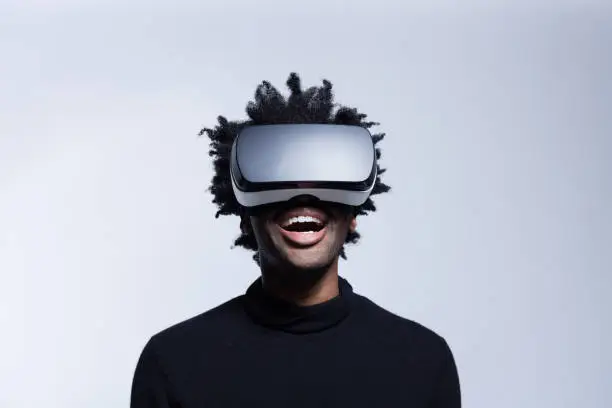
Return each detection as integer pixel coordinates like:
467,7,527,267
285,215,322,226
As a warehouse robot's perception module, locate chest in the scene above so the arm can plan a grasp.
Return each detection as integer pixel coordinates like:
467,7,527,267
174,333,436,408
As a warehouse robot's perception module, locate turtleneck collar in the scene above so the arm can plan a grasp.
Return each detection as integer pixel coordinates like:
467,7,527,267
242,276,354,334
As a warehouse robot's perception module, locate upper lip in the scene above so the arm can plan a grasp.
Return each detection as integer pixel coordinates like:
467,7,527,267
274,206,329,226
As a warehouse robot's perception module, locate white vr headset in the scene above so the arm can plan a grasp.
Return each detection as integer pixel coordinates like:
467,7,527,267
230,124,377,208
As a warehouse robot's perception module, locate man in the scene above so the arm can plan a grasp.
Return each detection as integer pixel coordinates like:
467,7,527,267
130,73,461,407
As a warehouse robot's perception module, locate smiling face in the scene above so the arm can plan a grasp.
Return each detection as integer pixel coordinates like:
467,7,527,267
247,199,357,272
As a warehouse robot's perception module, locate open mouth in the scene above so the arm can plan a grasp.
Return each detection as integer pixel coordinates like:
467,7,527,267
281,215,325,233
275,207,329,247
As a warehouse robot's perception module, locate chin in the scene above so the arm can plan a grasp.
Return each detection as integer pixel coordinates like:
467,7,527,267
285,257,331,272
280,246,337,272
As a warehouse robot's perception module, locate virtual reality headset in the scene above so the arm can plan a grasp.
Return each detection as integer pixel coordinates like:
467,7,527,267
230,124,377,209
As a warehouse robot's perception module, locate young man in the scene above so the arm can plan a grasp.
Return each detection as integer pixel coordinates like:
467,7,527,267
130,73,461,407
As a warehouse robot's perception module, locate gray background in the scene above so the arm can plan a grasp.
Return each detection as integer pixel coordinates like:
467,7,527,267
1,1,610,407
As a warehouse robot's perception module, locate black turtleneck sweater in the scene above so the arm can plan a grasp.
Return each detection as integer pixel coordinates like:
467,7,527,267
131,277,461,407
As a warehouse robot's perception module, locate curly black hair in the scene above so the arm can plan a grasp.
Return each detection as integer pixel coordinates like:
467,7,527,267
199,73,390,263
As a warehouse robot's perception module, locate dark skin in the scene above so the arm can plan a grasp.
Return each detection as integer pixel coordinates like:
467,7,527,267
241,198,357,306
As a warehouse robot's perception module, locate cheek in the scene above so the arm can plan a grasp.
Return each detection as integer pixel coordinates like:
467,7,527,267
249,217,269,242
250,217,284,250
330,215,353,238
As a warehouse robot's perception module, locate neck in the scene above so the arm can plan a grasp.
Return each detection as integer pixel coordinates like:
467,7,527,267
260,258,340,306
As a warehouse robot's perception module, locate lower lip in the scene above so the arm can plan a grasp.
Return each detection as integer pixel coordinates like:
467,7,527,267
277,225,328,247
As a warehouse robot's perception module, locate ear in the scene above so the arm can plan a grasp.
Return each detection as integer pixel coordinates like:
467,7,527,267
349,216,357,233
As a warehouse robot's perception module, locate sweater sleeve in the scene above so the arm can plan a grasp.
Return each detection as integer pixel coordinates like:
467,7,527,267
130,337,177,408
428,339,461,408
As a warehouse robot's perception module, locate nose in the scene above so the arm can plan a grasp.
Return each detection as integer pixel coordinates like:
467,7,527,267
288,194,320,205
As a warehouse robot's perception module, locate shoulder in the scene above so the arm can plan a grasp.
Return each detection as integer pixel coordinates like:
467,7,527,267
353,293,454,360
144,295,247,356
132,296,250,395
